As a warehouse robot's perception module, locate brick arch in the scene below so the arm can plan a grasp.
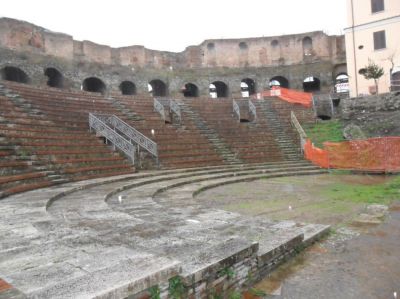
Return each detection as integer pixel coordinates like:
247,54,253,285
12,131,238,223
119,81,136,95
303,76,320,92
269,76,289,88
210,81,229,98
44,67,64,88
241,78,256,95
0,66,30,84
148,79,167,97
82,77,106,94
182,83,199,97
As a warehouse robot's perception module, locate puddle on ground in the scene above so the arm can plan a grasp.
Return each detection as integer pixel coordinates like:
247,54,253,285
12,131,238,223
251,253,308,296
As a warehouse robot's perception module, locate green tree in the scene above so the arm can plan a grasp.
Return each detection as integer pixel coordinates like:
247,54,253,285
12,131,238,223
359,59,384,94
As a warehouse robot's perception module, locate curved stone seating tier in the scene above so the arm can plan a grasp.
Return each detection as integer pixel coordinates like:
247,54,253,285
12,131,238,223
0,83,136,197
0,81,317,198
0,162,328,298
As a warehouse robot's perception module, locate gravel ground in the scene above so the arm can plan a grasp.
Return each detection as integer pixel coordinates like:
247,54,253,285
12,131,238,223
197,174,400,299
257,202,400,299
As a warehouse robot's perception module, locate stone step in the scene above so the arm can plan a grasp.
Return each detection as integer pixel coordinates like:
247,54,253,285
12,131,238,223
51,178,70,184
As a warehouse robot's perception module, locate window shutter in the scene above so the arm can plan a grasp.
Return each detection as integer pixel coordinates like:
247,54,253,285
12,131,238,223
373,31,386,50
371,0,384,13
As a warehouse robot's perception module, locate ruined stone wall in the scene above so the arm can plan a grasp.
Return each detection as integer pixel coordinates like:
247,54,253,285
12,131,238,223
0,46,337,96
0,18,346,96
339,92,400,137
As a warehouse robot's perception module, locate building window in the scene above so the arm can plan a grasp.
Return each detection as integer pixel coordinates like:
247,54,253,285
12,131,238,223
371,0,384,13
373,30,386,50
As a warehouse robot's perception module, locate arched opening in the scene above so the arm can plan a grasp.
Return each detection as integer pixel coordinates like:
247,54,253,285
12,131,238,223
241,78,256,96
317,115,332,121
391,70,400,92
119,81,136,95
44,67,63,88
0,66,29,83
242,78,256,95
334,73,349,94
209,81,228,98
148,79,167,97
269,76,289,88
271,40,279,47
207,43,215,51
182,83,199,97
303,76,321,92
302,36,313,56
239,42,248,50
82,77,106,94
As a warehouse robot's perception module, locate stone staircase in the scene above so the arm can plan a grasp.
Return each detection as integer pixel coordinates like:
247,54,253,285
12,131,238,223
179,101,242,165
256,98,302,160
112,95,225,169
185,98,289,164
107,96,144,122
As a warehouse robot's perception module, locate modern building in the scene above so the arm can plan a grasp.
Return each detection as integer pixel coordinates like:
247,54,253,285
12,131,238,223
345,0,400,97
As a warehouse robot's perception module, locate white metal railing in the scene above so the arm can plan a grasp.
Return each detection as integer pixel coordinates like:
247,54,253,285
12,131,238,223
154,98,182,123
89,113,135,163
249,100,257,120
233,99,257,122
290,111,308,152
154,98,166,122
90,113,158,159
232,99,240,122
169,99,181,122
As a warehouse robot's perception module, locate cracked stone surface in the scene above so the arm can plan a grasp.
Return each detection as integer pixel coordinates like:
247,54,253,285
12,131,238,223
0,162,329,298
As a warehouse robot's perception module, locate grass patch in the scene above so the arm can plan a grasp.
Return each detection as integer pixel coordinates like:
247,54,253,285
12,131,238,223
304,120,345,147
322,175,400,205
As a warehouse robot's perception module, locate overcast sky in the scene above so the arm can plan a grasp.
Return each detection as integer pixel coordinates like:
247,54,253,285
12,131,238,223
1,0,348,52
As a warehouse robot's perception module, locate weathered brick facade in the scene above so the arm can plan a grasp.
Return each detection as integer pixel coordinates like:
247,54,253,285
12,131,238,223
0,17,346,96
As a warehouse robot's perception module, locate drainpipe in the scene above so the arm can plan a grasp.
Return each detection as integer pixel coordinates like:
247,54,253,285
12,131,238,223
350,0,359,96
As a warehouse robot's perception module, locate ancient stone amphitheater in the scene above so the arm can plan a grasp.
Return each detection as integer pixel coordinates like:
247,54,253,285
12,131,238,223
0,18,338,298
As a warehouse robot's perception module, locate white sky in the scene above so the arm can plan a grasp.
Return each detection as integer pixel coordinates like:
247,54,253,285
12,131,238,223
1,0,348,52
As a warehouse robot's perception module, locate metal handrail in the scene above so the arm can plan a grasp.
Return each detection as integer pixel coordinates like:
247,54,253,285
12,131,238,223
91,113,158,159
249,100,257,120
89,113,135,163
232,99,240,121
169,99,181,122
290,111,308,152
154,98,166,122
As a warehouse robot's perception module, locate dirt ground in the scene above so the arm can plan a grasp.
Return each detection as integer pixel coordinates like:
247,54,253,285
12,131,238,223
196,174,400,299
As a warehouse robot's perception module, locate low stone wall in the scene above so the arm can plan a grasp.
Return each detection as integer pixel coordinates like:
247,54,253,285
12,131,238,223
129,234,309,299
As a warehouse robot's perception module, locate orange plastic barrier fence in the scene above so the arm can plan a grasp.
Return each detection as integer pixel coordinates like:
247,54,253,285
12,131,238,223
304,137,400,172
304,139,329,168
260,87,312,108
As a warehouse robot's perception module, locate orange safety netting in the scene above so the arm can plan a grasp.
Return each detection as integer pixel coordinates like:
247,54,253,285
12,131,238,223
304,139,329,168
260,87,312,108
304,137,400,172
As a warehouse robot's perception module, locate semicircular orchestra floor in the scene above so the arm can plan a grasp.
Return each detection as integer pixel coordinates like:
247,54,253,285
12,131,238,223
0,161,329,298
